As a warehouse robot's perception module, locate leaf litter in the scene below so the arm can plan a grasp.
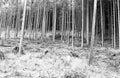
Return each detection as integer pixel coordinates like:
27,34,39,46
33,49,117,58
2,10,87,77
0,39,120,78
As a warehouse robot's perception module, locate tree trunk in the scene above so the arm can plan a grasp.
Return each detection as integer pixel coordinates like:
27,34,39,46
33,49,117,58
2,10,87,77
64,12,67,41
100,0,104,47
113,0,116,48
90,0,98,47
81,0,84,47
68,8,71,44
72,0,75,47
36,2,41,39
118,0,120,49
28,7,32,39
0,12,2,38
4,12,7,39
86,0,89,45
89,0,98,65
19,0,27,54
33,10,37,39
7,11,12,39
42,0,46,40
111,0,114,48
15,0,19,38
53,3,57,42
61,7,64,41
67,10,70,44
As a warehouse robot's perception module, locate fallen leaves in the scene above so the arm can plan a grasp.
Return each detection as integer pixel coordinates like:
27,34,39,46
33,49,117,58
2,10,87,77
0,39,120,78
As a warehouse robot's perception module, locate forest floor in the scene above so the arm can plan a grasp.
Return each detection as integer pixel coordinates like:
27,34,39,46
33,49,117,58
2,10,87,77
0,33,120,78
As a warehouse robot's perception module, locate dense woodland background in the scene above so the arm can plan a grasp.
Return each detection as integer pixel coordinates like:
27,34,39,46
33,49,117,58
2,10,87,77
0,0,120,49
1,1,120,77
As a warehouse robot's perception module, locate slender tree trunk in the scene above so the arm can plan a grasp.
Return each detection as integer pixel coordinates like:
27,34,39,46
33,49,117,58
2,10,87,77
46,10,48,34
25,10,29,38
42,0,46,40
7,11,12,39
89,0,98,65
12,10,15,30
15,0,19,38
5,12,7,39
81,0,84,47
67,9,70,44
28,8,32,39
111,1,114,48
24,10,28,39
113,0,116,48
5,12,7,40
18,9,21,38
61,7,64,41
118,0,120,49
48,11,50,32
31,8,35,39
19,0,27,54
86,0,89,45
72,0,75,47
4,12,7,39
66,11,68,42
36,2,40,39
100,0,104,47
64,12,67,41
0,12,2,38
90,0,98,47
33,10,37,39
3,12,6,39
53,3,57,41
12,10,16,38
67,11,69,42
28,10,31,39
68,8,71,44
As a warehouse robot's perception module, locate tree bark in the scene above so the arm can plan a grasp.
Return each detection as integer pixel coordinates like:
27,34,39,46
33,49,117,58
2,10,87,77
89,0,98,65
36,2,41,39
100,0,104,47
90,0,98,47
86,0,89,45
53,2,57,41
61,7,64,41
72,0,75,47
19,0,27,54
81,0,84,47
118,0,120,49
42,0,46,39
111,0,114,48
113,0,116,48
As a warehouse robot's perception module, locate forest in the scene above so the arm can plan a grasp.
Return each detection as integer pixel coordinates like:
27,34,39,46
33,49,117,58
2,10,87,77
0,0,120,78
